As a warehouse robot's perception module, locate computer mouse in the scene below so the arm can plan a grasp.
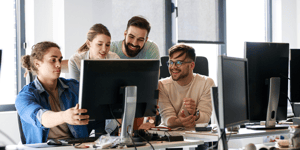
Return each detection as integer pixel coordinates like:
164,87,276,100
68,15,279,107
47,139,62,145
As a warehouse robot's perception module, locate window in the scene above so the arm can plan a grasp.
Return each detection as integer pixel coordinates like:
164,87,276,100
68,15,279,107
0,0,17,104
177,0,224,43
226,0,266,58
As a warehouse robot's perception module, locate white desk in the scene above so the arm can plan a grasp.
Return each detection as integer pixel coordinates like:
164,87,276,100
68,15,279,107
5,140,204,150
148,128,291,142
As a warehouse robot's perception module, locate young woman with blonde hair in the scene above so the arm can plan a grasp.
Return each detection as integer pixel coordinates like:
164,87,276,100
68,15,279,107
69,24,120,81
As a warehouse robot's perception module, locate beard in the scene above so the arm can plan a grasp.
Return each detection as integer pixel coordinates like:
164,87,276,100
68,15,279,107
124,38,144,57
170,68,189,81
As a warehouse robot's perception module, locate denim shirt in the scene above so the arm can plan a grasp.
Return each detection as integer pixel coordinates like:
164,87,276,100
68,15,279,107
15,77,89,144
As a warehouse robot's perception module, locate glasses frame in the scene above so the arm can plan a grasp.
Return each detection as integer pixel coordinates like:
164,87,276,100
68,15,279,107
166,60,192,68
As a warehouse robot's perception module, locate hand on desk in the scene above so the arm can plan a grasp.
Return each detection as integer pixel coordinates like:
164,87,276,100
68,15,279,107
63,104,89,125
138,122,155,130
178,109,196,128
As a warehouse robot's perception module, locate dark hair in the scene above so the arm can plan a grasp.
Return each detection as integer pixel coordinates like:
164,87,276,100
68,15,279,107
126,16,151,36
77,23,111,53
21,41,60,75
168,44,196,62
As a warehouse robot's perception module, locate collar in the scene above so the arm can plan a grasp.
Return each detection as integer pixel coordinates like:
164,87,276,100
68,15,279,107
34,77,69,94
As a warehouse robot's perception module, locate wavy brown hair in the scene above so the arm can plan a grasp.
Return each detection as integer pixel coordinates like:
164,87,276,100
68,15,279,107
21,41,60,75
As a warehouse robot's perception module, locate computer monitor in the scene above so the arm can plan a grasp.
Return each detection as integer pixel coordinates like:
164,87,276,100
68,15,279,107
78,59,159,145
217,56,249,129
290,49,300,103
245,42,289,129
215,56,249,150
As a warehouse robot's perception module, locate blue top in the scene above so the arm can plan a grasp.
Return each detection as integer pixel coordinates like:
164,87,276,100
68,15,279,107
15,77,89,144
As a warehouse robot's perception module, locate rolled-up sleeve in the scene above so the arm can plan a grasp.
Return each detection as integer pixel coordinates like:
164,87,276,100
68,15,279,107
15,89,47,129
196,78,215,124
158,81,176,126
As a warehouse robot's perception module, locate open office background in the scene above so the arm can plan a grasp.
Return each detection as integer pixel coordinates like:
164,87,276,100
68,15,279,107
0,0,300,148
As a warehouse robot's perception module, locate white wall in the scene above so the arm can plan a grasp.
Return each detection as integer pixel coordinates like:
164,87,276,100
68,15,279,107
273,0,300,48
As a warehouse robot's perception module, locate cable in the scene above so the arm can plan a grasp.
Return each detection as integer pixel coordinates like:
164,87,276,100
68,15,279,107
109,105,122,135
136,132,155,150
287,97,296,117
163,131,171,142
207,129,225,150
109,105,121,126
226,127,233,142
0,129,16,145
127,130,137,150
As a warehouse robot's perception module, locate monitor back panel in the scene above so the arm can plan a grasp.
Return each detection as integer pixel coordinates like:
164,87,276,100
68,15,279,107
246,42,289,122
79,60,159,120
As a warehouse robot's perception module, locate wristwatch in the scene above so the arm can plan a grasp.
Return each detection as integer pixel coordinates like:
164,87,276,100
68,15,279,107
194,110,200,118
147,118,155,124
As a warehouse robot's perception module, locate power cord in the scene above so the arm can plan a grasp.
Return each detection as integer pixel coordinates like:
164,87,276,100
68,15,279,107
109,105,122,135
163,131,171,142
136,131,155,150
127,129,137,150
287,97,296,117
226,127,233,142
207,129,225,150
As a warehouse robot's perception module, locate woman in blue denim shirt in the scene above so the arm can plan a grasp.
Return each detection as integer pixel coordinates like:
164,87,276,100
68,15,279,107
15,41,90,144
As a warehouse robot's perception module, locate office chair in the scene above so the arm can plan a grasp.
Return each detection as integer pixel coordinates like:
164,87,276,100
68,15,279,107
160,56,209,79
0,104,25,144
17,114,26,144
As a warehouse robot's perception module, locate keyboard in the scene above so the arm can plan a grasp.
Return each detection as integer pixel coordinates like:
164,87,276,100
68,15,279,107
59,137,98,144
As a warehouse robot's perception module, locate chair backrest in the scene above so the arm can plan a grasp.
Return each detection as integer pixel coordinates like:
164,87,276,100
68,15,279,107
17,114,26,144
160,56,209,79
0,104,23,144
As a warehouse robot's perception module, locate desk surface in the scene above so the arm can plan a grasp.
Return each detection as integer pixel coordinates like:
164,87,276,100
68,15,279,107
6,140,204,150
148,127,291,142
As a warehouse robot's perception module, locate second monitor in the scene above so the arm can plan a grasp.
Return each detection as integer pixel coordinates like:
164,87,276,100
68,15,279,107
245,42,289,129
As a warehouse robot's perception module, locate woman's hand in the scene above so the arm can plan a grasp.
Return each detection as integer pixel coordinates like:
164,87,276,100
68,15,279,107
62,104,89,125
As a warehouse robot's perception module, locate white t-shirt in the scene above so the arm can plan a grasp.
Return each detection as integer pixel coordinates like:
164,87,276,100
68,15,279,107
68,50,120,81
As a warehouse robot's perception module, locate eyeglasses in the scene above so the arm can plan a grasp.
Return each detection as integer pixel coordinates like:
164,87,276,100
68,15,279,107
166,60,192,68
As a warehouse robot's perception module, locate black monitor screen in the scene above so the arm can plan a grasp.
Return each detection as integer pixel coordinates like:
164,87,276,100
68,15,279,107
78,59,160,121
290,49,300,102
219,56,249,128
246,42,289,122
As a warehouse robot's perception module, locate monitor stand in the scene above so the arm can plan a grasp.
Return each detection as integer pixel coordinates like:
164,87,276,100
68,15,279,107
119,86,146,147
247,77,288,130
